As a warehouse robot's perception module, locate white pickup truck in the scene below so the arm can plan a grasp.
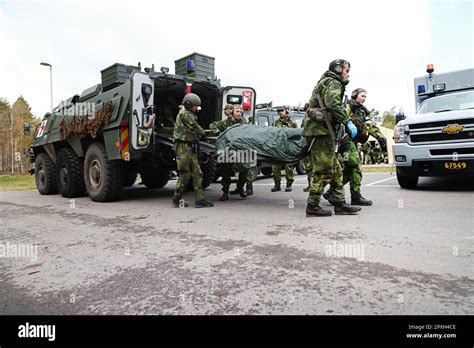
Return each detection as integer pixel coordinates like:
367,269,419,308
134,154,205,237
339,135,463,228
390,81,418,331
393,67,474,188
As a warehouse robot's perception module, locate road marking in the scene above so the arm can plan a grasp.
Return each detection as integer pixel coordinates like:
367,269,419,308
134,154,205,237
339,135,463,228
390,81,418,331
364,184,398,187
364,176,397,186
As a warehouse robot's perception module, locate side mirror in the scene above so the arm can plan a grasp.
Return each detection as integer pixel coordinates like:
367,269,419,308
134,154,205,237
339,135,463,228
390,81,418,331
23,123,31,136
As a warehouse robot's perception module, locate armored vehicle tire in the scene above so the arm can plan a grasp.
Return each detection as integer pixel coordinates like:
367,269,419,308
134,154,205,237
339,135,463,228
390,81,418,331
396,170,418,189
84,143,123,202
296,159,306,175
201,157,217,189
35,153,59,195
123,172,137,187
140,169,169,189
260,167,273,176
56,148,86,198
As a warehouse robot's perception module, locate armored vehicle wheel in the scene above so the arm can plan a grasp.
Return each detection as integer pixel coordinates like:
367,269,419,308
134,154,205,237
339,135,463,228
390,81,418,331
296,159,306,175
396,170,418,189
56,148,86,198
140,168,169,189
260,166,273,176
201,156,216,189
84,143,123,202
123,172,137,187
35,153,58,195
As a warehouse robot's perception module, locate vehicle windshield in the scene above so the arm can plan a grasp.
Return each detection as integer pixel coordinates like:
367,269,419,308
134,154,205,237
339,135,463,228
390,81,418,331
417,90,474,114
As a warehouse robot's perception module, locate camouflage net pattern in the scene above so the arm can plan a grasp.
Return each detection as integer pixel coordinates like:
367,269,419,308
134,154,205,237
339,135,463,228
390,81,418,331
60,101,114,139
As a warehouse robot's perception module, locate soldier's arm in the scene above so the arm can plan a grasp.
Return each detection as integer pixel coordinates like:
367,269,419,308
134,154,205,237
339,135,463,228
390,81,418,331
323,80,350,124
368,124,387,149
209,119,226,135
367,124,385,140
183,112,205,138
290,119,297,128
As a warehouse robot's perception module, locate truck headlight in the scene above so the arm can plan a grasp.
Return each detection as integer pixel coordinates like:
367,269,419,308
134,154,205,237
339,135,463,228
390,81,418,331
393,124,409,143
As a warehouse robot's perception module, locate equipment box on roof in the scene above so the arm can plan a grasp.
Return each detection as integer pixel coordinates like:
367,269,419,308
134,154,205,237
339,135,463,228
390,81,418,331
101,63,140,91
175,52,215,80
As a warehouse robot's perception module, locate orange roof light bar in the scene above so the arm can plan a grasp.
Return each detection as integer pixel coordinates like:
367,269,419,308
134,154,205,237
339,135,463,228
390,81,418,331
426,64,434,74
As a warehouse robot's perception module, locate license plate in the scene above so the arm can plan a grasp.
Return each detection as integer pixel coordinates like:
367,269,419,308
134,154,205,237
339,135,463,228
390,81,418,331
443,162,468,170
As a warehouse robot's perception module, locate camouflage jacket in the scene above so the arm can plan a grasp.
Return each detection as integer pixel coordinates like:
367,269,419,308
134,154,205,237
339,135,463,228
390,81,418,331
272,115,297,128
209,115,247,135
303,70,350,137
347,100,386,143
173,107,205,144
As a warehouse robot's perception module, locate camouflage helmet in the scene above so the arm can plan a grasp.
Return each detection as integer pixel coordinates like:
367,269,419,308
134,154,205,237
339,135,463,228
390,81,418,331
329,59,351,74
276,106,287,113
224,104,234,111
182,93,201,107
351,88,367,100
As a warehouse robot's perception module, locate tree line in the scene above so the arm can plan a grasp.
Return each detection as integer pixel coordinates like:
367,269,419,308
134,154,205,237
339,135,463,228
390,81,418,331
0,97,40,174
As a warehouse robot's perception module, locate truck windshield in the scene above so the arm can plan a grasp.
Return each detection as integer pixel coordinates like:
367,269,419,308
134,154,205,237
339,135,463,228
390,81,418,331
417,90,474,114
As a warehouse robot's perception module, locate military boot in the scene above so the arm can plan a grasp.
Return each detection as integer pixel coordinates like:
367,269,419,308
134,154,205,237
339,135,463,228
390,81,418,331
246,188,254,196
285,182,293,192
351,194,373,206
238,188,247,198
271,182,281,192
172,197,189,207
334,202,361,215
322,191,337,205
219,192,229,201
195,199,214,208
306,203,332,217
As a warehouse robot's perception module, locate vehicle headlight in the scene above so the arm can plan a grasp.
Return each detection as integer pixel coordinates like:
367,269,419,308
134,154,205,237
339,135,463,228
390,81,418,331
393,124,409,143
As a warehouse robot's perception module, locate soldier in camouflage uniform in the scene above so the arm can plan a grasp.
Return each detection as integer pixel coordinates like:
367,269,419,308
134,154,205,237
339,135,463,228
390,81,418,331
301,112,313,192
303,59,361,217
172,93,214,208
242,115,256,196
224,104,234,119
271,107,298,192
324,88,387,206
210,105,249,201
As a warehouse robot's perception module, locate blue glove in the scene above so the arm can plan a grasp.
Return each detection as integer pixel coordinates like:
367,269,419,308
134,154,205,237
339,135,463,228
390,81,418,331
346,120,357,138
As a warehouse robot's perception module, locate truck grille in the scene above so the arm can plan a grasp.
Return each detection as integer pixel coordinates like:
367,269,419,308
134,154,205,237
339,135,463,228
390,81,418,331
430,148,474,155
409,118,474,130
410,131,474,143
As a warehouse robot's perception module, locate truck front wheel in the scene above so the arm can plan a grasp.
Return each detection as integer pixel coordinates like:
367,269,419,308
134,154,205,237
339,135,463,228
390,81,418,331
35,153,59,195
84,143,123,202
396,169,418,189
56,148,85,198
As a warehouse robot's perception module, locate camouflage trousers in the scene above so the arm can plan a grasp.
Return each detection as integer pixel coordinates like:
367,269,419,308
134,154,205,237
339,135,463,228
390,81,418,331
303,155,313,187
246,167,254,191
339,138,362,196
272,164,294,184
172,142,205,201
307,135,345,205
221,164,249,193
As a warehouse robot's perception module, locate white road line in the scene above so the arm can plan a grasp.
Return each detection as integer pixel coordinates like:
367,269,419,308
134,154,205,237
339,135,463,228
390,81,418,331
364,176,397,186
363,184,398,187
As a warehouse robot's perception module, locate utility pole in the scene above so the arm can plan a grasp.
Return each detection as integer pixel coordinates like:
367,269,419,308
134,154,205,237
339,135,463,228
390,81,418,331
40,62,53,112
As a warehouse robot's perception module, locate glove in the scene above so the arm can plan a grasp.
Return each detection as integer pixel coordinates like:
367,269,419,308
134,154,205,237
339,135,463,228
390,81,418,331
346,120,357,138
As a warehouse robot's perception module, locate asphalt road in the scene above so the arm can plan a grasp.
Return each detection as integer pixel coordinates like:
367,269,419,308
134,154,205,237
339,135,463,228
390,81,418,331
0,172,473,315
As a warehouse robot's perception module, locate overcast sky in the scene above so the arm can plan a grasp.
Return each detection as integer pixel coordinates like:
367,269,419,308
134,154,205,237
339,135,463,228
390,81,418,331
0,0,472,118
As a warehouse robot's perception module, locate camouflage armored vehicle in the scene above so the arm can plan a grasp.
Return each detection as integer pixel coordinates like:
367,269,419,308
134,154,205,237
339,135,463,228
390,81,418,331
28,53,256,202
